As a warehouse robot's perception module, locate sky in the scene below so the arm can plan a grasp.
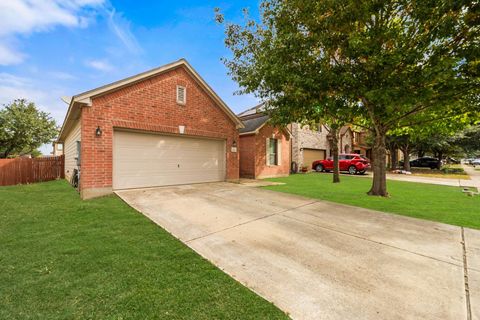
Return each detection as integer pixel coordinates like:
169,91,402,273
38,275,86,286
0,0,261,154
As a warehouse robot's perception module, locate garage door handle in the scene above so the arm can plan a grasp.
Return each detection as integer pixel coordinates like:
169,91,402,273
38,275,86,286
177,164,180,168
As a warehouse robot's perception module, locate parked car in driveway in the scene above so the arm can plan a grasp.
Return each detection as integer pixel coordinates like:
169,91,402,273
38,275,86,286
400,157,441,169
472,159,480,167
312,154,370,175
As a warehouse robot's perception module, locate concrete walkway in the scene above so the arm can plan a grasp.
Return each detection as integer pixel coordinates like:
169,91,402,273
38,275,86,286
351,170,477,188
117,183,479,320
385,173,472,187
463,165,480,190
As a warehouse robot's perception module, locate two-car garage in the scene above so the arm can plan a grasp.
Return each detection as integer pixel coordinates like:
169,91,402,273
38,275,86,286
113,130,226,190
59,59,242,199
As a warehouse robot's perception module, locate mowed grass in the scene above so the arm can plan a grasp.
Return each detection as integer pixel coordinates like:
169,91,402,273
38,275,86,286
264,173,480,230
0,180,287,320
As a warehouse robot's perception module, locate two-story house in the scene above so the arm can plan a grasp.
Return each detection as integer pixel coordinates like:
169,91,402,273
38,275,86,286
291,123,353,171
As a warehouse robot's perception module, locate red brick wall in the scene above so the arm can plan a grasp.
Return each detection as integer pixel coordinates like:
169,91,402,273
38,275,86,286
80,66,239,192
239,134,255,178
255,125,290,179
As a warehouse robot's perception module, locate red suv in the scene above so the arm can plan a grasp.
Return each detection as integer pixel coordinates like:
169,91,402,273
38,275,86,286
312,154,370,175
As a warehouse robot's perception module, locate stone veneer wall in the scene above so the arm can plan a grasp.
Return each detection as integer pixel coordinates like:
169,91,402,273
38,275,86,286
291,123,331,171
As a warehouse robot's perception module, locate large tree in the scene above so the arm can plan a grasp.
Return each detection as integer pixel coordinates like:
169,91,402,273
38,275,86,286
0,99,57,158
455,125,480,156
388,110,476,170
216,0,479,196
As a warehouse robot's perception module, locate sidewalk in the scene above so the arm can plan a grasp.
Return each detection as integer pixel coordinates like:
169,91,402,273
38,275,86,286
354,169,479,189
385,174,466,187
462,165,480,190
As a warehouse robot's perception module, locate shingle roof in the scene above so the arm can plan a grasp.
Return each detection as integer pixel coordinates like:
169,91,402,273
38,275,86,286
237,102,266,117
239,114,270,134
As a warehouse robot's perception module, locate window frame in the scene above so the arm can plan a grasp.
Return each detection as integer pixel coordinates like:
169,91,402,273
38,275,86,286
75,141,81,167
268,138,278,166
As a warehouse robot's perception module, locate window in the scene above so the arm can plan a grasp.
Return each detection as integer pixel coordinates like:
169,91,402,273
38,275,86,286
176,85,186,104
75,141,81,166
268,138,278,165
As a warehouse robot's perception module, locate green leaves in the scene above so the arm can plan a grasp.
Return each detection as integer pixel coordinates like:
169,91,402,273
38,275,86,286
218,0,478,129
217,0,479,193
0,99,57,158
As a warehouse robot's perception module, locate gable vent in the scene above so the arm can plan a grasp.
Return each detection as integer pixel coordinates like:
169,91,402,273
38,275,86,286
176,85,186,104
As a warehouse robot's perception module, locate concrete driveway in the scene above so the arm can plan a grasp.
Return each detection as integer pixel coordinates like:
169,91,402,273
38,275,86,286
116,182,479,320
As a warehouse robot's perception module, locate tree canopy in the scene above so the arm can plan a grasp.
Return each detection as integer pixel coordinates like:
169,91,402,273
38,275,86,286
217,0,479,196
0,99,57,158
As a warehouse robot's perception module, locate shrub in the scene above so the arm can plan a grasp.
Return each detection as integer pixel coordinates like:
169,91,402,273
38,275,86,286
441,166,466,174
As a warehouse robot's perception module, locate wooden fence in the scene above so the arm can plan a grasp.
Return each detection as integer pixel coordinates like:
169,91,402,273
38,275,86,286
0,155,65,186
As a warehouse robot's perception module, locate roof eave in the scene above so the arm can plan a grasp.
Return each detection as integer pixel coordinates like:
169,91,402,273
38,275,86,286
57,59,244,140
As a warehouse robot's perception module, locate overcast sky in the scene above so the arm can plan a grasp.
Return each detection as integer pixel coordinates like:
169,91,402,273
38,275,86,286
0,0,261,154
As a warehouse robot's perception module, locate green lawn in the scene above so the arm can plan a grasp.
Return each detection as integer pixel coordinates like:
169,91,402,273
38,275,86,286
264,173,480,230
0,180,287,320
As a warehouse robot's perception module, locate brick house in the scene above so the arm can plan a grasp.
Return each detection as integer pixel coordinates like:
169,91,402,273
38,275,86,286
291,123,354,171
238,106,290,179
57,59,244,199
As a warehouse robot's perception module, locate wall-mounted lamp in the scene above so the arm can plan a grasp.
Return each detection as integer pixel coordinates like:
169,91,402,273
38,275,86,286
95,126,102,137
232,140,237,148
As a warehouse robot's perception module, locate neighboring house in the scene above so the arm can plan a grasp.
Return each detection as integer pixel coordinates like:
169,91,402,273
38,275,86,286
291,123,330,171
291,123,354,171
238,104,355,174
338,126,354,155
51,142,63,156
352,129,372,159
57,59,244,199
238,106,290,179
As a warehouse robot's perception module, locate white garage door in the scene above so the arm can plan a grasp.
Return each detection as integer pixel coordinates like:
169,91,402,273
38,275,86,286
113,130,226,190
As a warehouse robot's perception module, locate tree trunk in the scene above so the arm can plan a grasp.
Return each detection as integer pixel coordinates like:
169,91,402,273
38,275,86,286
368,132,388,196
330,128,340,183
390,147,398,170
436,152,443,169
402,148,411,171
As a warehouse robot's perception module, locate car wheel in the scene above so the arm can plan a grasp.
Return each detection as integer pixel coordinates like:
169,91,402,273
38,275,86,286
348,165,357,175
315,164,324,172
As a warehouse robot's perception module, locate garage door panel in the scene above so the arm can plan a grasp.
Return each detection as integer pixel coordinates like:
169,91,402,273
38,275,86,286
113,131,225,189
303,149,326,169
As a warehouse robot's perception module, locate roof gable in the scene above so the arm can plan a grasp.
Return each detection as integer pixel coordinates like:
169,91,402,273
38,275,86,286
239,114,270,135
59,59,243,140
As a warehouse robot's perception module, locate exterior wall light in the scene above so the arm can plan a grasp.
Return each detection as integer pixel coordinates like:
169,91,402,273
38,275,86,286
95,126,102,137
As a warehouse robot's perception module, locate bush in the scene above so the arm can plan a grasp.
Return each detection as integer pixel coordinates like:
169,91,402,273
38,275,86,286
441,166,466,174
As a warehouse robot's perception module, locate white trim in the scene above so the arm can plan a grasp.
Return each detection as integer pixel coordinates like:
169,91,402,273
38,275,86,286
277,138,282,164
266,138,270,166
